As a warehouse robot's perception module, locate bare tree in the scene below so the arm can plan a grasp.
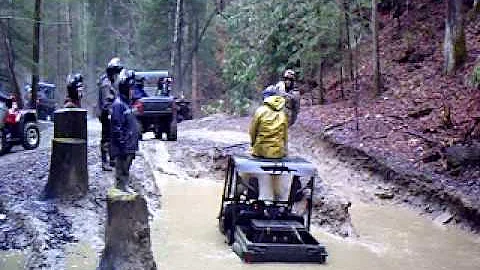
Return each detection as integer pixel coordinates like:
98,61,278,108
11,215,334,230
31,0,42,109
372,0,382,95
444,0,466,75
173,0,184,95
0,19,23,108
344,0,353,81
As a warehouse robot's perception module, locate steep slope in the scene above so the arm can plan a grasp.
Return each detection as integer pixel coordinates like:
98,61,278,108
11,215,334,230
300,1,480,231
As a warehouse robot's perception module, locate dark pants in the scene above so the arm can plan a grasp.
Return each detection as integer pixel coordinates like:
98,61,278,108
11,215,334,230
115,154,134,190
100,111,112,163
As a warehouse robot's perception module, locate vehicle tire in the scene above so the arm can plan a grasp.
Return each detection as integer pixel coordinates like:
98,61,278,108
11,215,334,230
0,129,12,155
22,122,40,150
167,119,177,141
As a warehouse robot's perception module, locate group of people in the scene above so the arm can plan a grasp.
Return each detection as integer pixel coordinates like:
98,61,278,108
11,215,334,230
63,57,139,193
62,63,299,196
96,58,140,193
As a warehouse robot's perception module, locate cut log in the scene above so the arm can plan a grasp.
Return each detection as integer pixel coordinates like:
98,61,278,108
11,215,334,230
98,190,157,270
45,108,88,198
44,138,88,198
53,108,88,140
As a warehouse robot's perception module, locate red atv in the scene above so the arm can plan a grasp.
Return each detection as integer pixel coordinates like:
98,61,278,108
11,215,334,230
0,96,40,155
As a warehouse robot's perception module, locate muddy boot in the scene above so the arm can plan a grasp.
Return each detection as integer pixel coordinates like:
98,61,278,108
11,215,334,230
115,179,134,193
101,150,113,171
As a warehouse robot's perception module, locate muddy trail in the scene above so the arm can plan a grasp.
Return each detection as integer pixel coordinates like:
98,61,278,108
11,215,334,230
1,115,480,269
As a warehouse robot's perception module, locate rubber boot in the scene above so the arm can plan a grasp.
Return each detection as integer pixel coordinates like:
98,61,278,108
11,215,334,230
101,150,113,171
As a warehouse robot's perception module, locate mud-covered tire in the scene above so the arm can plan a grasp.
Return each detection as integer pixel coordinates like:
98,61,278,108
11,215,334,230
0,129,12,155
167,120,177,141
22,122,40,150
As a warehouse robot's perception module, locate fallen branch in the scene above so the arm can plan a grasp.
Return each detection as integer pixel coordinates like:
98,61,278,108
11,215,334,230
405,130,437,145
323,119,354,133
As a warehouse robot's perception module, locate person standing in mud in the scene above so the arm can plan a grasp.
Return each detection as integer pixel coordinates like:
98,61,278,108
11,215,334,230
249,86,290,201
110,69,139,193
64,73,84,108
97,57,123,171
273,69,300,127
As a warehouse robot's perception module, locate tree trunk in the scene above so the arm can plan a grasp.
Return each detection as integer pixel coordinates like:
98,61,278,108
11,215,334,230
444,0,466,75
31,0,42,109
372,0,382,95
66,1,73,74
45,109,88,199
173,0,184,95
99,192,157,270
191,10,200,118
86,0,97,111
317,60,325,104
339,67,344,100
1,18,23,108
344,0,354,81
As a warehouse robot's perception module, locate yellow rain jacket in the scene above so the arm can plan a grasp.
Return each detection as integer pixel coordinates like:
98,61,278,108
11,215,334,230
249,96,288,158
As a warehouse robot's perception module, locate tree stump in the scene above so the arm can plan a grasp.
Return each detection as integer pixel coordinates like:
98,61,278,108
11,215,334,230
53,108,88,140
98,190,157,270
44,109,88,198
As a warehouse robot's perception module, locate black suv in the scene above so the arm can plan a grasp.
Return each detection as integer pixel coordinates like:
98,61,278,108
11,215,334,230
133,71,181,140
24,82,57,120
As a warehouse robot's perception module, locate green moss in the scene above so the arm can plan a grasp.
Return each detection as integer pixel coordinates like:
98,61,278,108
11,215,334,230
107,188,138,201
453,29,467,66
472,65,480,89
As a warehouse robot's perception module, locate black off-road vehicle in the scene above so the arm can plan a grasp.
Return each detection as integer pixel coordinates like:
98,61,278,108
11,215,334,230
133,71,192,141
24,82,57,121
0,95,40,155
218,155,328,263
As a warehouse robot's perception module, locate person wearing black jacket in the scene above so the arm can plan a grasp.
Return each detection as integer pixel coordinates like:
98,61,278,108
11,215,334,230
110,69,139,192
97,57,123,171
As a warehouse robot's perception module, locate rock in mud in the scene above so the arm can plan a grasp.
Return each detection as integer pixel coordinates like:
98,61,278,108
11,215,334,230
98,189,156,270
434,211,455,225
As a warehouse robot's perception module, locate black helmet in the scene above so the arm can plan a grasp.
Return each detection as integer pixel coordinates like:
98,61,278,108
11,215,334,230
106,57,123,75
135,74,145,86
67,73,83,91
118,69,135,97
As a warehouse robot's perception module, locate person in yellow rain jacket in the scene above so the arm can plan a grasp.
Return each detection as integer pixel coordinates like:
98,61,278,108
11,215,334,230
249,86,288,159
249,86,291,201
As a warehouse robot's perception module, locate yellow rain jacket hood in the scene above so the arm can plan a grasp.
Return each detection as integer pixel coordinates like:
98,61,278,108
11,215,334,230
249,96,288,158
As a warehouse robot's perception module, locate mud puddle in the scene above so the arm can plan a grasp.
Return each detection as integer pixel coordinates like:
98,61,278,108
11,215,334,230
146,136,480,270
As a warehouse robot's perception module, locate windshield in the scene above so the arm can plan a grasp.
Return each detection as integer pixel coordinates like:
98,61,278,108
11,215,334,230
136,71,171,96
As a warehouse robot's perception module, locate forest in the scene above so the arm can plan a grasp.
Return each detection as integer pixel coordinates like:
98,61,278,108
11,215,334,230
0,0,478,112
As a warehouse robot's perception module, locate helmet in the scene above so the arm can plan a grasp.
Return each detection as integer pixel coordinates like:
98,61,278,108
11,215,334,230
118,69,136,96
135,75,145,86
67,73,84,91
283,69,296,80
262,85,278,100
106,57,123,75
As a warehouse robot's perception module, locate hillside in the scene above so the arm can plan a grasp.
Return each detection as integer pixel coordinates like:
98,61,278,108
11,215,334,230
300,1,480,229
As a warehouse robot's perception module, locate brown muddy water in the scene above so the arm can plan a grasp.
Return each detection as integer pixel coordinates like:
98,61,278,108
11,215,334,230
147,137,480,270
150,174,480,270
2,131,480,269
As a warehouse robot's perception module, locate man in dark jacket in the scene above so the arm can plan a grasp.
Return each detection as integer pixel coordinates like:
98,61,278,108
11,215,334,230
110,69,139,192
97,57,123,171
